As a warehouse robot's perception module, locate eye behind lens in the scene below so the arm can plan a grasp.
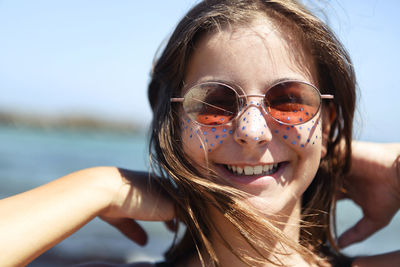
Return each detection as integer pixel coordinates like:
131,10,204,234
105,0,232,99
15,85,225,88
265,82,320,124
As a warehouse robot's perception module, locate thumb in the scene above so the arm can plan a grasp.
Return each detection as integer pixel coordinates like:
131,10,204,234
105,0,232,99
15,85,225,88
337,217,383,248
101,217,148,246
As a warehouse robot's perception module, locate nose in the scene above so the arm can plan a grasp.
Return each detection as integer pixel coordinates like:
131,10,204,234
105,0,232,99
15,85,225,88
233,101,272,147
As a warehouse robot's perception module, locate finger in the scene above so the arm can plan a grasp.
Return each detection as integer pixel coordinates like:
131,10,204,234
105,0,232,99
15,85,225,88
102,217,148,246
164,219,178,232
337,217,384,248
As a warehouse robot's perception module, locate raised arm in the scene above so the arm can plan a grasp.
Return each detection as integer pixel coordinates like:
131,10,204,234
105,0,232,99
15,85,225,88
338,141,400,248
0,167,174,266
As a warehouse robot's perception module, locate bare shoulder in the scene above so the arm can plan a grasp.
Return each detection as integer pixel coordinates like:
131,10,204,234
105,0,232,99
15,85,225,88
73,262,155,267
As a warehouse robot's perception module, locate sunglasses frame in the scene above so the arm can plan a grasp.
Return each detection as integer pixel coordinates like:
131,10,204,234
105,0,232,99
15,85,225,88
171,79,334,127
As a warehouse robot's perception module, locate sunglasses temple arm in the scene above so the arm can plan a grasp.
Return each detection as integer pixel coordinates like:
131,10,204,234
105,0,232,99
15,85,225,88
321,94,334,99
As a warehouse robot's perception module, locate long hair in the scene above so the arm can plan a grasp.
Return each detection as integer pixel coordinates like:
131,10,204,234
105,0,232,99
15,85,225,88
147,0,356,266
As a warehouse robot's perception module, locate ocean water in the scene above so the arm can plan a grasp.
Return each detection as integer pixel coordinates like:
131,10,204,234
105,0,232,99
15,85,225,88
0,125,398,265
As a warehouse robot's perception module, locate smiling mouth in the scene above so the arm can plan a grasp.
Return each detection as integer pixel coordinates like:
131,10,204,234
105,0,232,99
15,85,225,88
224,163,280,176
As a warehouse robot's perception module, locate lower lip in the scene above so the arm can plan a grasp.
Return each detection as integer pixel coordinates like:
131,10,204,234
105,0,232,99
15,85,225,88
217,162,288,185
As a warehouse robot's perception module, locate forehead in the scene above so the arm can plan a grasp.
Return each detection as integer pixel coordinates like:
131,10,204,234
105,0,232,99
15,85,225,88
184,16,316,90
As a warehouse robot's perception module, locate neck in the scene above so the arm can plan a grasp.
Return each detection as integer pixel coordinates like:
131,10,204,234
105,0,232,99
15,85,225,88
183,199,310,267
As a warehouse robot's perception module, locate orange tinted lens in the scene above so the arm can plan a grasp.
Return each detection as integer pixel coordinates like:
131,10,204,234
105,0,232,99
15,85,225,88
183,83,238,125
265,82,320,124
196,114,234,125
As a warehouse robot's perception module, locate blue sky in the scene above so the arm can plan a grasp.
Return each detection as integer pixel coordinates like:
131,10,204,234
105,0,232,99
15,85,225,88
0,0,399,141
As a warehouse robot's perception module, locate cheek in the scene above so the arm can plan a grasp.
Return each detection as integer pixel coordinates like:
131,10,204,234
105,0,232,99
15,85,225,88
180,117,233,159
273,114,323,152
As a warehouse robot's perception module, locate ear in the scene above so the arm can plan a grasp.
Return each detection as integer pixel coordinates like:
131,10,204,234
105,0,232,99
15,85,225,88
321,102,336,158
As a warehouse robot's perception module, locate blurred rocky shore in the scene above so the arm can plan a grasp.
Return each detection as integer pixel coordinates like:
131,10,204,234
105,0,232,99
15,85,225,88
0,110,143,134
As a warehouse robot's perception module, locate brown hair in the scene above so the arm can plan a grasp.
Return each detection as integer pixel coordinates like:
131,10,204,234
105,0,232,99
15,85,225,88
148,0,356,266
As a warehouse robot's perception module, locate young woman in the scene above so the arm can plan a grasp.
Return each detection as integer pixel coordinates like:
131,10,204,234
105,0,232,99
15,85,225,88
1,0,399,266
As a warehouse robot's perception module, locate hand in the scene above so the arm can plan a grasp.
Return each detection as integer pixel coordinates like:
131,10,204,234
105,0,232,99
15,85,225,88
337,141,400,248
99,168,175,246
98,169,175,246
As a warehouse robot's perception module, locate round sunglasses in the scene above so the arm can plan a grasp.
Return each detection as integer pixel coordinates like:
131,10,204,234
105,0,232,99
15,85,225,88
171,80,333,126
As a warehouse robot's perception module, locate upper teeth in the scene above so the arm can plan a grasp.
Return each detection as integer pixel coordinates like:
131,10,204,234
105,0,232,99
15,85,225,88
227,164,278,175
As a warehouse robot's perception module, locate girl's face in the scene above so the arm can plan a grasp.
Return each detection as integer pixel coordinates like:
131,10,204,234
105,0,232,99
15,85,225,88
180,17,324,214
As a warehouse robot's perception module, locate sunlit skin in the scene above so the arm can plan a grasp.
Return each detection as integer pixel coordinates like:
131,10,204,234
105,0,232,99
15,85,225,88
179,17,327,265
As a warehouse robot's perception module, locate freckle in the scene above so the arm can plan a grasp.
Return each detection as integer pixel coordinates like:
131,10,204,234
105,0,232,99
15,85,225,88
292,141,296,145
283,135,288,139
264,125,267,128
190,134,192,138
261,131,264,134
247,121,249,123
222,129,227,132
200,145,203,148
299,126,302,130
196,130,199,134
307,139,310,143
301,144,305,148
220,118,225,122
294,110,297,113
300,107,304,111
248,112,250,115
222,134,227,138
187,119,191,123
211,144,214,147
274,130,279,134
316,135,318,139
250,101,254,104
287,117,290,121
297,135,300,139
219,140,223,144
190,128,193,131
242,126,246,130
245,134,248,137
291,125,294,128
229,130,233,134
307,128,310,131
254,137,259,141
215,135,219,139
312,120,315,124
211,127,216,132
256,102,259,106
312,142,315,145
208,149,211,152
205,139,208,143
286,127,290,131
203,131,207,135
299,118,303,122
243,117,247,121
